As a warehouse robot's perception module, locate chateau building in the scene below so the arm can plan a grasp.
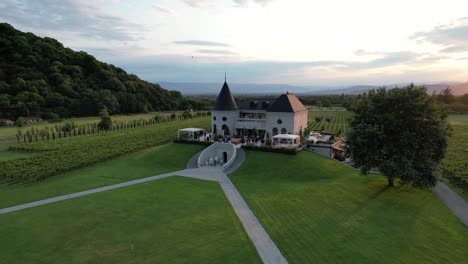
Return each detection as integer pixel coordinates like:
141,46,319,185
211,79,308,138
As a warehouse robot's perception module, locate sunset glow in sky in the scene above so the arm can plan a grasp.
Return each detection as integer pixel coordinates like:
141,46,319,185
1,0,468,85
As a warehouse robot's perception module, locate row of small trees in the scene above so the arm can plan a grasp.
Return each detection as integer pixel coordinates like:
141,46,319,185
16,110,210,143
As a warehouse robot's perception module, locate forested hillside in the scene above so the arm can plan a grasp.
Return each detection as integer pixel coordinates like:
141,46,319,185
0,23,205,120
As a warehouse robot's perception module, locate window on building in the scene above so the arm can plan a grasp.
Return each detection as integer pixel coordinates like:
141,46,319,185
222,124,230,135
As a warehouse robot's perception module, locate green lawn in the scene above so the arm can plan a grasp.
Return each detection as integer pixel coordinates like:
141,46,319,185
230,151,468,264
448,114,468,126
0,143,204,208
0,176,261,264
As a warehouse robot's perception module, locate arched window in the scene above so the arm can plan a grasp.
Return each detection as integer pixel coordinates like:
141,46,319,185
281,128,287,134
213,116,216,121
213,124,217,134
272,127,278,136
221,124,230,136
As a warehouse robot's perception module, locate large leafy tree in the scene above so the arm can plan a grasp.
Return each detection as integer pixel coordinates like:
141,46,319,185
460,94,468,105
347,84,449,188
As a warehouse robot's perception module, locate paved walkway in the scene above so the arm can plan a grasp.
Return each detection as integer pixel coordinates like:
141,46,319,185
218,174,287,264
433,182,468,226
0,171,179,215
0,166,287,264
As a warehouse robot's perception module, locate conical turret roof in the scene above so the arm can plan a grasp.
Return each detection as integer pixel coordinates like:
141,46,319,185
213,81,238,111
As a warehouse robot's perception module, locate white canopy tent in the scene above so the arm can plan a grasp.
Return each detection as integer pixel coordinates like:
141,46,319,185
272,134,300,148
178,128,205,141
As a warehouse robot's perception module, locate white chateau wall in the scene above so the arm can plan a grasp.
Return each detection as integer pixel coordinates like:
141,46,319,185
266,112,295,135
211,110,238,135
211,110,308,137
294,110,308,135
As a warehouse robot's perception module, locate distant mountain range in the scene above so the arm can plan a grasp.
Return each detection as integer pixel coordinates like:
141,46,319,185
158,82,315,96
424,82,468,96
159,81,468,96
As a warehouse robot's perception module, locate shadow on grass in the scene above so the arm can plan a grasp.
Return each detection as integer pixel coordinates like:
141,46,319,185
348,185,390,216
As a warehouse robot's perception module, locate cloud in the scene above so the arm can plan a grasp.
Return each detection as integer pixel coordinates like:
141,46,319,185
253,0,275,6
353,51,420,69
233,0,248,6
352,50,421,68
182,0,208,8
410,17,468,53
196,49,237,55
414,54,449,63
153,4,174,14
0,0,145,41
183,0,273,8
173,40,230,47
108,49,431,85
233,0,274,7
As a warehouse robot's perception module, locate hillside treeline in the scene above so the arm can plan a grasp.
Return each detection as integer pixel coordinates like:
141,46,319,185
0,23,208,120
435,88,468,114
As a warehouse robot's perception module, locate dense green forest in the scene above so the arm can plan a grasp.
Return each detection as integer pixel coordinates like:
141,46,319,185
0,23,208,120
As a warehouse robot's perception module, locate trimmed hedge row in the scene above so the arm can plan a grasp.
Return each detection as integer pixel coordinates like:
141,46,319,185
241,145,298,155
1,117,210,182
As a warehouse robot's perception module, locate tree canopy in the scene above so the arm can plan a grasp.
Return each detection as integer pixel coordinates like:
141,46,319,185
438,88,456,104
347,84,450,188
0,23,207,120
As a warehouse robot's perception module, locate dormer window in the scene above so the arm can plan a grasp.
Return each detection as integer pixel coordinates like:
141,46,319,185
250,101,258,109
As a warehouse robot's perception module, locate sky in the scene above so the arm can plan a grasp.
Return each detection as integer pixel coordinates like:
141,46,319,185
1,0,468,86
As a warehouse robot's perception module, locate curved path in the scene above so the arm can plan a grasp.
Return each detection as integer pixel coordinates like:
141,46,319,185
0,152,288,264
433,182,468,226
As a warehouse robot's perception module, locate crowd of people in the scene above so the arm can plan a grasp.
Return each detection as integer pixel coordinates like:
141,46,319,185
200,132,264,146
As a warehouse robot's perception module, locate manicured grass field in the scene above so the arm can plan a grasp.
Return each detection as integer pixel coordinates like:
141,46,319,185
0,176,261,264
0,143,204,208
448,114,468,126
230,151,468,264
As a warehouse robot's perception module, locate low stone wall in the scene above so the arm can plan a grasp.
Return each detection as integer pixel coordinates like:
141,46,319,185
197,142,237,170
306,143,332,158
